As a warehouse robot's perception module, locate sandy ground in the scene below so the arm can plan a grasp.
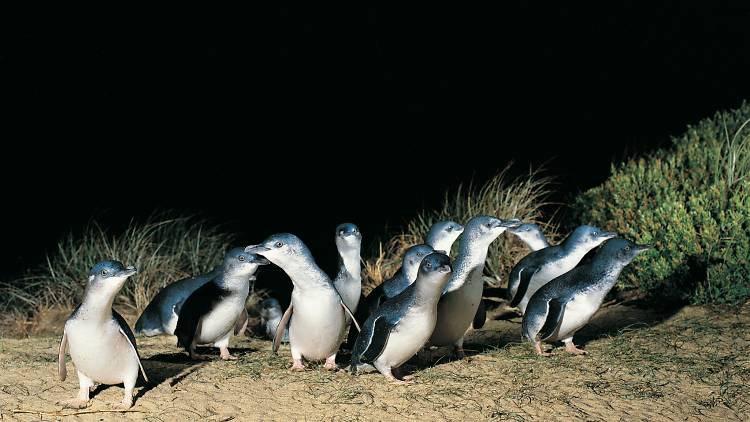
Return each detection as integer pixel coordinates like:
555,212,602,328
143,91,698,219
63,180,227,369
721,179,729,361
1,302,748,421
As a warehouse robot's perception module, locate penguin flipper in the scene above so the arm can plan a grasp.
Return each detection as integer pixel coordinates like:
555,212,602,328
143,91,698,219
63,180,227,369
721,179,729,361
510,267,539,307
539,298,569,341
359,316,397,364
58,329,67,381
113,310,149,383
273,305,293,354
174,281,228,355
473,300,487,329
340,300,360,332
234,308,249,335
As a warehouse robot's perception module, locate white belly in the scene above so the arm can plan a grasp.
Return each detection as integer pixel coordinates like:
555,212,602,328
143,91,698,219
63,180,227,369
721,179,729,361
548,291,603,342
430,268,483,346
66,319,139,385
195,297,245,346
375,307,435,368
335,279,361,313
519,258,580,314
290,287,347,361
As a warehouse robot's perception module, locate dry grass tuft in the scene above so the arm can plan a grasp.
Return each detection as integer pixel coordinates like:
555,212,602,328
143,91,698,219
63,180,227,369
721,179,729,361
0,212,240,336
363,165,558,293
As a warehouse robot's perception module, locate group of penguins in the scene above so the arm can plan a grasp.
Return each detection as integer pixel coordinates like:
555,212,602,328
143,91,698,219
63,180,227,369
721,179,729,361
55,215,651,409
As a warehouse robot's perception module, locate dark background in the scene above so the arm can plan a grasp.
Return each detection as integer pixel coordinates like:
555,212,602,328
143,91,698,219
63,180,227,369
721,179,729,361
2,3,749,282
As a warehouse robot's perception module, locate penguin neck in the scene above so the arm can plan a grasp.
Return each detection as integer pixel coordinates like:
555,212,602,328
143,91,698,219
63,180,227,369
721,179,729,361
413,277,445,306
561,239,593,262
337,247,361,280
283,256,331,290
403,262,420,285
79,288,118,323
445,240,490,291
215,272,252,293
525,236,550,251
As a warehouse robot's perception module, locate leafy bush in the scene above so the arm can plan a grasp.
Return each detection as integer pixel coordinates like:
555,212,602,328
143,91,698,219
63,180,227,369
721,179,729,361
363,165,558,293
0,213,236,335
570,102,750,305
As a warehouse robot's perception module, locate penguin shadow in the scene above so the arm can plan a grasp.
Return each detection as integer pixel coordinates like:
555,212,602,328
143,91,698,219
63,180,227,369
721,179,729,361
573,299,684,348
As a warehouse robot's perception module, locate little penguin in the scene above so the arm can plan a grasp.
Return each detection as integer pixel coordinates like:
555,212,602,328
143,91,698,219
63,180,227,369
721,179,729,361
508,225,616,315
506,222,550,251
351,252,453,383
346,244,436,348
522,238,651,356
333,223,362,313
425,220,464,254
429,215,520,357
259,297,289,343
57,260,148,410
174,248,269,360
245,234,359,371
135,247,261,337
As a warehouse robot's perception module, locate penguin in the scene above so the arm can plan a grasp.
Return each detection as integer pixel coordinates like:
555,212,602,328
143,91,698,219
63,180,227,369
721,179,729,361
507,225,616,315
259,297,289,343
245,234,359,371
57,260,148,410
428,215,520,357
135,247,259,337
522,238,651,356
351,252,453,383
425,220,464,254
506,222,550,251
345,244,437,349
174,248,269,360
333,223,362,313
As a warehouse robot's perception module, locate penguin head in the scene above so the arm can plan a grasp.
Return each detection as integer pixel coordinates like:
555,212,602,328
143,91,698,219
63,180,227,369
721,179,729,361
223,247,270,277
403,244,437,268
245,233,312,268
507,222,545,244
462,215,521,245
417,252,453,288
86,260,137,294
335,223,362,251
597,237,652,265
259,298,283,319
567,225,617,250
426,220,464,249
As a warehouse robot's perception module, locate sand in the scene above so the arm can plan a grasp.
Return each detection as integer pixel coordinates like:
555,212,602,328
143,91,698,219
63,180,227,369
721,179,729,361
1,302,748,421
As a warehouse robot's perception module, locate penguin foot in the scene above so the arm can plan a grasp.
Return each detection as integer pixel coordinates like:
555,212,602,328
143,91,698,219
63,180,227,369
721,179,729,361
534,342,553,357
57,398,89,409
453,346,466,359
290,359,305,372
564,343,587,356
220,347,237,360
384,373,412,384
113,399,133,411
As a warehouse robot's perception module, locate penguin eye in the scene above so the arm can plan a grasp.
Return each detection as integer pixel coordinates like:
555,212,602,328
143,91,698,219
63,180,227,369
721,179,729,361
238,255,246,262
274,241,284,248
101,269,108,276
425,262,432,269
592,231,598,236
625,246,630,251
339,230,345,236
486,223,492,228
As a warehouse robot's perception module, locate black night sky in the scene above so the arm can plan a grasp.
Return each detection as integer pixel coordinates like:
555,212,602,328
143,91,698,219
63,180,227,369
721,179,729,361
2,3,749,280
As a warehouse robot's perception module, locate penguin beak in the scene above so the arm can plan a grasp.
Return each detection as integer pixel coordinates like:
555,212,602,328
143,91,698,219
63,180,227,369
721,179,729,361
116,266,137,278
245,244,270,254
249,254,271,265
434,250,448,255
601,231,618,239
634,243,653,253
496,219,522,228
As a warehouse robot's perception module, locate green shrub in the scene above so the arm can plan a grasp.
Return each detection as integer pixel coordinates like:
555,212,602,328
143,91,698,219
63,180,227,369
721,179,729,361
570,102,750,305
0,213,236,334
363,165,558,293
